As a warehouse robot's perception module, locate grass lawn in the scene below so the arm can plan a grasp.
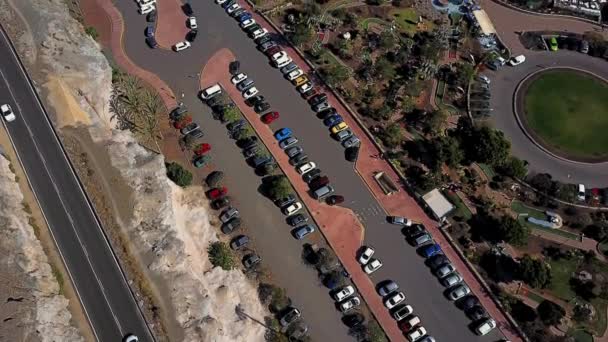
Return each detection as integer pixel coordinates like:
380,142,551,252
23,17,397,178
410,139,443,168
569,329,593,342
358,17,391,31
477,163,495,179
523,70,608,159
511,201,580,239
548,257,580,301
443,190,472,221
525,290,545,305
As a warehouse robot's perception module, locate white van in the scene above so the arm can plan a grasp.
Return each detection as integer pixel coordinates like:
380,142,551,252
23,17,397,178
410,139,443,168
200,84,222,100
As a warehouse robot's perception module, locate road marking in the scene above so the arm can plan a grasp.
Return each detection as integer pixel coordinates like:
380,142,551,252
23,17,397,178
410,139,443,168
0,68,124,336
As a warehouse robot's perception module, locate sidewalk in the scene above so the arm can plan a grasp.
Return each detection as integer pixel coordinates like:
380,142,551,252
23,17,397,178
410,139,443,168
154,0,189,49
530,228,604,261
199,48,406,342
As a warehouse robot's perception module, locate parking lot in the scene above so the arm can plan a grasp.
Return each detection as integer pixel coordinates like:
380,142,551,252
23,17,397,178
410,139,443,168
113,0,508,340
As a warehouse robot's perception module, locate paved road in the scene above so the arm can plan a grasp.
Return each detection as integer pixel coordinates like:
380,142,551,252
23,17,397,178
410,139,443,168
115,0,503,340
487,49,608,187
0,28,153,341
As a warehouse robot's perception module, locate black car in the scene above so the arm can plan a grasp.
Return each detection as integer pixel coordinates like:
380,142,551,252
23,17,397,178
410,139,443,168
145,25,155,37
258,162,277,176
308,93,328,106
345,146,359,162
186,29,198,42
466,305,488,321
318,107,337,119
254,101,271,114
231,7,246,18
326,195,344,205
145,37,158,49
427,254,448,270
243,145,259,158
405,224,427,238
243,253,262,268
146,10,157,22
289,153,308,166
245,95,265,107
221,217,242,234
244,23,261,35
239,136,259,150
309,176,329,190
182,3,194,16
275,194,296,208
206,95,224,107
256,35,273,46
169,106,187,120
258,41,277,52
251,155,272,168
227,119,246,132
222,0,235,8
211,198,230,210
287,214,308,226
230,235,250,250
302,168,321,183
461,296,480,311
342,313,365,328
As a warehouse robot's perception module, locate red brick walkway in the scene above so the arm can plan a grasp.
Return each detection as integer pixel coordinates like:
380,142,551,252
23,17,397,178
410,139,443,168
200,48,406,342
155,0,189,49
79,0,178,109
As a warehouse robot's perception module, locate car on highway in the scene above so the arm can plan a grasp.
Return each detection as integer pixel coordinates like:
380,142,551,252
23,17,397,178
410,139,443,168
275,194,296,208
230,235,249,250
441,272,463,288
420,243,442,258
251,28,268,40
333,285,355,302
326,195,344,205
287,213,308,226
282,202,303,216
286,69,304,81
339,296,360,312
211,197,230,210
341,135,360,148
261,111,280,124
434,263,456,278
173,41,191,52
285,146,303,158
508,54,526,66
357,246,375,265
474,318,497,336
364,258,382,274
448,284,471,301
377,280,399,297
323,114,343,127
293,224,315,240
1,104,16,122
398,315,420,332
330,122,349,134
187,16,197,29
406,326,427,342
387,215,413,226
242,87,259,99
297,162,316,175
279,136,298,149
393,304,414,321
220,207,239,223
221,217,241,234
243,253,261,268
192,155,211,168
231,73,247,84
274,128,292,141
279,307,301,327
384,292,406,309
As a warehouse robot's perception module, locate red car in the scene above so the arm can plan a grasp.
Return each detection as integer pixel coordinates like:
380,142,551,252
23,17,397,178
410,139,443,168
194,143,211,155
326,195,344,206
264,46,281,57
261,111,280,124
207,187,228,199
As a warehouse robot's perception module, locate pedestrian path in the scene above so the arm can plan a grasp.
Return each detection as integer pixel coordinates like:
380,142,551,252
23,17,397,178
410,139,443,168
154,0,189,49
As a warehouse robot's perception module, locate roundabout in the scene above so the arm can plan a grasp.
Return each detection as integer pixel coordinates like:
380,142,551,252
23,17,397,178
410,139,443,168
488,50,608,187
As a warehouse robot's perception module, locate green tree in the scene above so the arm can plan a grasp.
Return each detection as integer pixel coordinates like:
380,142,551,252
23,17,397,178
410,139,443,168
378,123,403,148
85,26,99,40
422,109,449,137
336,38,353,59
263,175,292,200
222,106,240,123
455,62,475,88
379,30,396,50
323,64,351,87
291,23,315,46
205,171,225,188
401,96,415,113
498,156,528,179
464,127,511,167
264,317,289,342
428,135,464,169
497,216,529,246
518,255,552,289
207,242,236,270
366,320,388,342
537,300,565,326
374,56,396,80
165,162,192,187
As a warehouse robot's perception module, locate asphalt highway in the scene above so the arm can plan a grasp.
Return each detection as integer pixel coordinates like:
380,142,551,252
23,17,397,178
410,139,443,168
115,0,504,340
0,27,153,342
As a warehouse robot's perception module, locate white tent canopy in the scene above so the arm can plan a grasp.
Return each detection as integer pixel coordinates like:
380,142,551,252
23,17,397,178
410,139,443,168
473,9,497,35
422,189,455,221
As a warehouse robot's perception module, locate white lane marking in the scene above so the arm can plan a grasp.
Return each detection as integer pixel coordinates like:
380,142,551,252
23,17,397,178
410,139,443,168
0,68,123,336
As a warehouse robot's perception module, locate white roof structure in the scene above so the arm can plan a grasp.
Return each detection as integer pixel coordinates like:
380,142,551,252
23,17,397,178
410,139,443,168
472,10,497,35
422,189,455,221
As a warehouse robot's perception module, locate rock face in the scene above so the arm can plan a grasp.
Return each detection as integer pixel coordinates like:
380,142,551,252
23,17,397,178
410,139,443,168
0,155,84,342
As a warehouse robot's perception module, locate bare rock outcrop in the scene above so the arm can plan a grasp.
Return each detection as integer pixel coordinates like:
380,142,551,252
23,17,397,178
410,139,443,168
0,154,84,342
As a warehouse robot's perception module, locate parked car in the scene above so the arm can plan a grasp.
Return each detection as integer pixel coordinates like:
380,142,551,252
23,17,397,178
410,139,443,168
186,29,198,42
345,146,359,162
230,7,245,18
243,145,259,158
312,101,331,112
406,326,427,342
242,87,259,99
275,194,296,208
254,101,270,113
280,62,298,74
393,304,414,321
180,122,199,135
448,284,471,301
420,243,442,258
220,207,239,223
434,263,456,278
239,136,258,150
334,129,353,142
286,69,304,81
144,25,155,37
289,153,309,167
378,280,399,297
302,168,321,183
333,285,355,302
285,146,303,158
231,73,247,84
384,292,406,309
357,246,375,265
287,324,308,341
427,254,448,269
261,111,280,124
308,93,328,106
264,46,282,57
293,75,309,87
258,40,276,52
279,137,299,150
341,135,360,148
244,95,265,107
298,83,313,95
250,28,268,39
226,3,241,14
412,233,432,247
326,195,344,205
330,122,349,135
173,41,191,52
239,18,256,29
466,305,488,321
342,313,365,328
236,78,254,91
398,315,421,332
387,216,413,226
192,155,211,168
323,114,343,127
243,253,261,268
282,202,303,216
293,224,315,240
279,307,301,327
461,296,480,311
441,272,463,288
254,34,272,45
227,119,246,132
309,176,329,190
274,128,292,141
211,197,230,210
146,10,157,22
474,318,496,336
405,224,427,238
508,54,526,66
187,129,204,140
187,16,197,29
339,297,360,313
364,258,382,274
145,36,159,48
287,214,308,226
297,162,316,175
221,217,241,234
230,235,249,250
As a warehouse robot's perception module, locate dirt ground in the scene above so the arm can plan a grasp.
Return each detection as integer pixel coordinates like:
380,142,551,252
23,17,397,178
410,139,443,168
0,125,95,342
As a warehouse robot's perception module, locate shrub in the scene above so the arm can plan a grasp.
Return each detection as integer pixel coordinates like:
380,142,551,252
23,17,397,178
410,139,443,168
537,300,565,326
207,242,236,270
85,26,99,40
205,171,225,188
165,162,192,187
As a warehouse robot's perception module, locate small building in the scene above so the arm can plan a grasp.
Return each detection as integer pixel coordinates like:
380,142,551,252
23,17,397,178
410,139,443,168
422,189,455,222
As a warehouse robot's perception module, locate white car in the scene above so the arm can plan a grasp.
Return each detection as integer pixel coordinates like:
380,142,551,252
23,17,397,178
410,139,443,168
508,54,526,66
240,19,256,29
364,258,382,274
275,56,293,68
406,326,427,342
339,296,360,312
282,202,303,216
187,17,197,29
333,285,355,302
297,162,316,175
478,74,490,84
226,3,241,14
384,291,405,309
242,87,259,99
137,0,156,5
251,28,268,39
173,41,191,52
231,73,247,85
358,246,374,265
124,334,139,342
297,83,313,94
139,3,155,14
1,104,16,122
287,69,304,81
271,51,288,62
474,318,497,336
216,0,229,4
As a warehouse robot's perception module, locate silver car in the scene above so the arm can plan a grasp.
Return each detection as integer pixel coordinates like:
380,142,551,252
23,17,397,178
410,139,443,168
220,207,239,223
434,263,456,278
441,273,463,287
448,284,471,301
285,146,303,158
378,280,399,297
342,135,360,148
279,136,298,149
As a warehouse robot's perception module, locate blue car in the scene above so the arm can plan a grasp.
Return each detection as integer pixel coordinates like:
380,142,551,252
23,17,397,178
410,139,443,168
323,114,343,127
420,243,442,258
237,12,252,22
274,128,292,141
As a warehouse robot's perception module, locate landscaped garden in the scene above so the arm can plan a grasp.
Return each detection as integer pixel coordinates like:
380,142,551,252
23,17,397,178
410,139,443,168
522,70,608,160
